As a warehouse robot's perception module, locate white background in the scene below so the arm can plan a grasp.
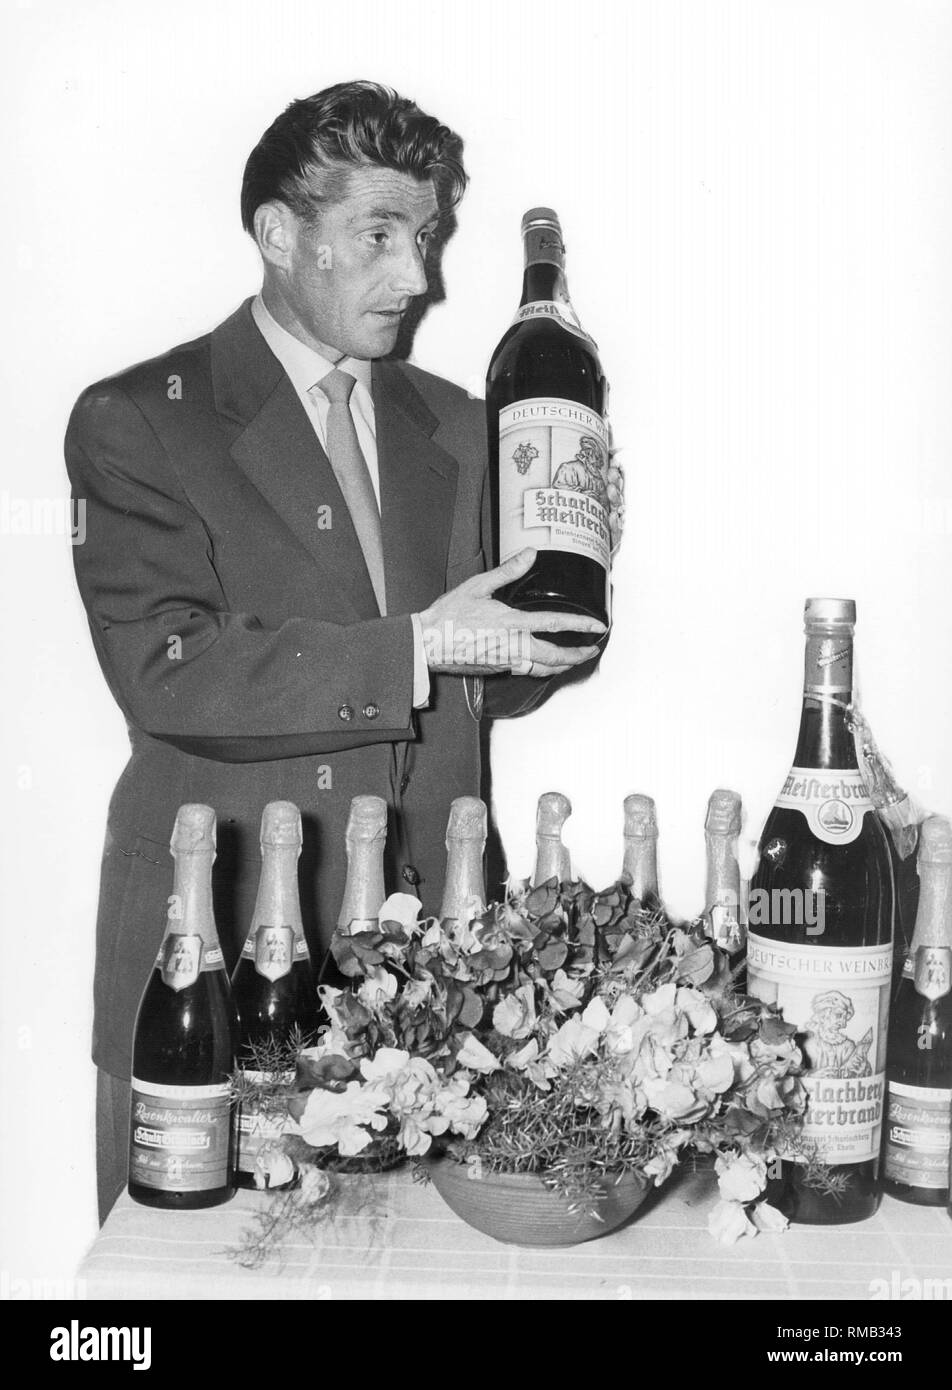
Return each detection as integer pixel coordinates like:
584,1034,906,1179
1,0,950,1286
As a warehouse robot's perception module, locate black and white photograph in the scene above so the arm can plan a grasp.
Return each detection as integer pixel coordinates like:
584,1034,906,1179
2,0,951,1340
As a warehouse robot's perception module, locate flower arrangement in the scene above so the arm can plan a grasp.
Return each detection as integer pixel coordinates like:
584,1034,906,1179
232,877,826,1264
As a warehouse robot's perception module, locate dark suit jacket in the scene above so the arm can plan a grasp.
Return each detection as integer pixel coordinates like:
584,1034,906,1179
66,298,554,1078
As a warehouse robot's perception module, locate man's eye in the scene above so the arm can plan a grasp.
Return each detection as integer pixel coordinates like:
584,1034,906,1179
364,231,390,248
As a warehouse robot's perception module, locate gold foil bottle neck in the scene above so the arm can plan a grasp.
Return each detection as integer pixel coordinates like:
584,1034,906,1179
705,789,742,838
259,800,303,849
623,794,658,841
170,803,216,857
919,814,952,866
521,206,561,234
536,791,571,838
445,796,488,843
345,795,388,843
804,596,856,634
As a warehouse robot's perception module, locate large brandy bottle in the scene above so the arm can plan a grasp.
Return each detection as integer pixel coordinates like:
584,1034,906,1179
486,208,610,642
747,599,894,1224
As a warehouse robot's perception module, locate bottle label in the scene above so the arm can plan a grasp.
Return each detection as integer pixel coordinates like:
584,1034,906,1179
883,1081,952,1189
773,766,874,846
498,397,611,573
238,924,309,982
709,902,746,954
913,947,952,1001
129,1079,233,1192
154,934,225,991
747,934,892,1164
510,299,595,345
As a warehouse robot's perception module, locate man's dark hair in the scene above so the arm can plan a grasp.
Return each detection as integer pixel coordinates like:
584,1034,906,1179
241,80,467,234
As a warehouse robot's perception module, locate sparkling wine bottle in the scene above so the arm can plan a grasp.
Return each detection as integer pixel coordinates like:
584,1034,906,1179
232,801,320,1189
882,815,952,1205
337,795,388,934
621,794,661,910
747,598,894,1224
703,789,746,966
440,797,487,931
129,804,238,1209
486,207,611,642
532,792,572,886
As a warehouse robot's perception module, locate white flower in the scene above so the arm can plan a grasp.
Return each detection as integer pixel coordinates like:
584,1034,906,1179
299,1166,331,1204
642,982,677,1015
549,969,586,1012
715,1151,768,1204
297,1082,388,1155
402,974,435,1010
357,967,398,1012
676,986,718,1035
642,1077,706,1122
545,1014,600,1069
379,892,423,929
493,983,536,1039
252,1146,296,1191
506,1038,540,1071
751,1201,789,1234
456,1033,501,1073
708,1199,756,1245
693,1051,735,1095
358,1048,412,1084
581,997,610,1034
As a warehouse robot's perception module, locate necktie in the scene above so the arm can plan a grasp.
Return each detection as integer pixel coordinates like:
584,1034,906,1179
311,368,387,616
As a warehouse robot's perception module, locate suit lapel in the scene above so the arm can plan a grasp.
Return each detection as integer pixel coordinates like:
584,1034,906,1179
373,360,458,616
210,301,458,621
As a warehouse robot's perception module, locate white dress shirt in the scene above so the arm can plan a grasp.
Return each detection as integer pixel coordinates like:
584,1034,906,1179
251,294,430,707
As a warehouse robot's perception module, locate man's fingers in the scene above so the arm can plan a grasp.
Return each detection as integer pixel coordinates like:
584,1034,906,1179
516,609,607,636
470,547,537,597
528,640,601,670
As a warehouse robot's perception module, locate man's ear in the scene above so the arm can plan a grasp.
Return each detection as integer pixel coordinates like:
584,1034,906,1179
253,201,295,270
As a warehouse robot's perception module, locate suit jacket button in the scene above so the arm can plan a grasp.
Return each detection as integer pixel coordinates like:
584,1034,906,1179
363,702,380,720
402,864,420,886
399,773,411,794
338,703,354,722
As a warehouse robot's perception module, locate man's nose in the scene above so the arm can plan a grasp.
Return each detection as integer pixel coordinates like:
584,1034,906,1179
391,239,428,297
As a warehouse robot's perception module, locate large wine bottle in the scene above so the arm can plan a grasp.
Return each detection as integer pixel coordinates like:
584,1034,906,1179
747,599,894,1224
882,815,952,1205
129,804,238,1209
703,789,746,967
232,801,321,1189
486,207,611,642
621,794,661,910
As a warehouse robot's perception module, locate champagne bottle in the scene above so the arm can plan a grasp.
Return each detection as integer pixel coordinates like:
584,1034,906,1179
621,794,660,909
440,797,487,931
882,815,952,1205
747,599,894,1224
337,795,388,934
129,804,238,1209
486,207,611,642
703,789,746,962
532,792,572,886
232,801,320,1189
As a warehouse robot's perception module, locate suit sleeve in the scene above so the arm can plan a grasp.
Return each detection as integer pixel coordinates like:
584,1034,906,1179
473,442,605,720
66,384,417,763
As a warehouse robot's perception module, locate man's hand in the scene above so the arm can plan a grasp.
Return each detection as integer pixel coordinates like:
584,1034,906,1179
419,548,606,678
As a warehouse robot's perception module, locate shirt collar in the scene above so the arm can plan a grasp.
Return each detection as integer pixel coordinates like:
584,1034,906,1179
251,294,373,398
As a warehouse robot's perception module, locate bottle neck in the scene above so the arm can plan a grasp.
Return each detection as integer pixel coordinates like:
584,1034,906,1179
706,833,741,908
166,850,218,945
338,836,386,933
793,632,857,769
440,840,486,926
252,844,304,937
622,839,658,901
533,836,571,886
520,260,570,306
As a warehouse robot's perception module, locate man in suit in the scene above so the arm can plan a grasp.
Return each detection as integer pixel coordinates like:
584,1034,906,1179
66,81,618,1220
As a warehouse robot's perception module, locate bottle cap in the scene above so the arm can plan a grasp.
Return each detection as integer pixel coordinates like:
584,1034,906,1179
521,207,561,234
170,803,216,855
345,795,388,841
260,800,302,848
804,597,856,632
445,796,487,842
705,789,742,837
623,794,658,840
536,791,571,837
919,815,952,866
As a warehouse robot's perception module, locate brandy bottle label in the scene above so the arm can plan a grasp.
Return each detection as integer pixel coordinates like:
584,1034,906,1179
509,299,595,345
747,935,892,1164
498,396,611,572
238,923,309,982
883,1081,952,1190
130,1079,232,1192
155,934,226,990
774,766,875,846
913,946,952,1001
